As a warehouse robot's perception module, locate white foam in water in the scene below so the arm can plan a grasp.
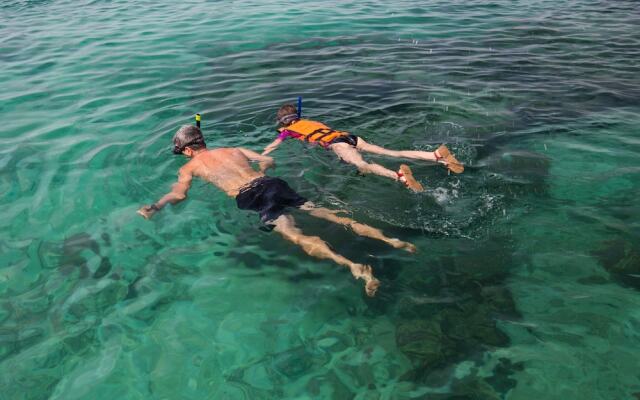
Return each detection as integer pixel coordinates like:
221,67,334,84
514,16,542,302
432,186,459,205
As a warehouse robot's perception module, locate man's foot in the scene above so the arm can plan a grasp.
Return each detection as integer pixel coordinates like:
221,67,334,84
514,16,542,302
365,278,380,297
389,238,417,253
351,264,379,296
398,164,424,192
435,145,464,174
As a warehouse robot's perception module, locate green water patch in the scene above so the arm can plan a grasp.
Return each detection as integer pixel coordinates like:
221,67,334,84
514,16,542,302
591,239,640,291
488,109,640,399
389,235,522,395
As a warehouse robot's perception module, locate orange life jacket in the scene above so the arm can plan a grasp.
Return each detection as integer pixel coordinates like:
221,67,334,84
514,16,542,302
278,119,348,144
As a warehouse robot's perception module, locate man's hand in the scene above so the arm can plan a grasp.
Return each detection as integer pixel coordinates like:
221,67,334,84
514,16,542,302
259,157,275,173
138,165,192,221
137,205,158,219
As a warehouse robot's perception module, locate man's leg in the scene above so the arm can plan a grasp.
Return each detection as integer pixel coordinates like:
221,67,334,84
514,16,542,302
330,143,423,192
299,203,416,253
356,138,464,173
272,214,380,296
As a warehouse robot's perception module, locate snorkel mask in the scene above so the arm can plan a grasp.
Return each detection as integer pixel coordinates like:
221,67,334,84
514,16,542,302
172,137,205,154
277,113,299,127
276,97,303,127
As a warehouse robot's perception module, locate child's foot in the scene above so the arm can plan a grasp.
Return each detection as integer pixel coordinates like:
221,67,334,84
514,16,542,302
435,145,464,174
398,164,424,192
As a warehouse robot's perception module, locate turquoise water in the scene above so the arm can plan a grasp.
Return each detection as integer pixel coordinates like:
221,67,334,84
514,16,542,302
1,0,640,398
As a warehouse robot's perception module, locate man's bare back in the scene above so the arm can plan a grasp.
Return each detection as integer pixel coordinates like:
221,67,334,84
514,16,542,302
182,147,271,196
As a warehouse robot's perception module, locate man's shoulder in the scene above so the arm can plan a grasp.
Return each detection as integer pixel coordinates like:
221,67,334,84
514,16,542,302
213,147,243,156
180,153,213,171
205,147,246,159
209,147,239,152
179,161,196,174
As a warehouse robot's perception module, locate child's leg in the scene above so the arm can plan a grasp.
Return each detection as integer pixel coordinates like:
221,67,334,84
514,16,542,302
356,137,438,161
331,142,397,179
357,138,464,173
330,143,424,192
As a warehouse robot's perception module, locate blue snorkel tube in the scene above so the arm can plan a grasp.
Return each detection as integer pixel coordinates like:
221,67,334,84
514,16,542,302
297,96,302,119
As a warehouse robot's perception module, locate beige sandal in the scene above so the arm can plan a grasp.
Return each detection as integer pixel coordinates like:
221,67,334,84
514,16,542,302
398,164,424,192
435,145,464,174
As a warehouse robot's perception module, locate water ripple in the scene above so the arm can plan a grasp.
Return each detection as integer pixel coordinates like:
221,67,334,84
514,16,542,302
1,0,640,398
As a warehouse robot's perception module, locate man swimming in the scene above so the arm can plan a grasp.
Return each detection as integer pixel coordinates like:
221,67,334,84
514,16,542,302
262,104,464,192
137,125,416,296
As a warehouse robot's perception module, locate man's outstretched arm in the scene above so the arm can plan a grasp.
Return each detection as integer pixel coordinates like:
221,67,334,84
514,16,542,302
239,148,275,173
137,166,193,219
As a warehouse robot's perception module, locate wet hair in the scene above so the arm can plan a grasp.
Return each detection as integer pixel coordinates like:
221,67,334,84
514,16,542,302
172,125,206,154
276,104,299,127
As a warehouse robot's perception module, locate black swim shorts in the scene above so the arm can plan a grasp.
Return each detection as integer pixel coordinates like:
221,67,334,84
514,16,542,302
236,177,307,223
330,134,359,147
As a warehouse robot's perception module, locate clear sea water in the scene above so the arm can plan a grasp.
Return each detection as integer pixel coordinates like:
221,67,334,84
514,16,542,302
1,0,640,399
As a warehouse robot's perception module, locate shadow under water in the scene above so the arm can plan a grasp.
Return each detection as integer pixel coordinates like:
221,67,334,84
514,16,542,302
384,233,523,398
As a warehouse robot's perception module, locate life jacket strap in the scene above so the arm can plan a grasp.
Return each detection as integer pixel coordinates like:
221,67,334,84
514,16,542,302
305,128,335,142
